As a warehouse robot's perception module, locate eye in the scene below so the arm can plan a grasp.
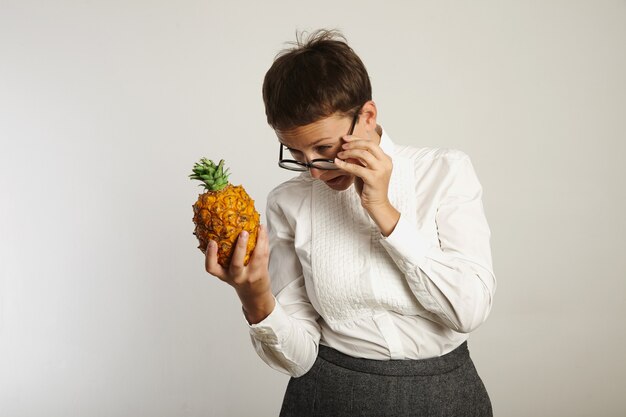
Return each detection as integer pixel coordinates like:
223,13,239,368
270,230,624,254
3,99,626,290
316,145,333,153
285,147,305,161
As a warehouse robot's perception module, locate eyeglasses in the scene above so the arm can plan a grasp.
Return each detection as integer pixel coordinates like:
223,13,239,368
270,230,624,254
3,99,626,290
278,106,362,171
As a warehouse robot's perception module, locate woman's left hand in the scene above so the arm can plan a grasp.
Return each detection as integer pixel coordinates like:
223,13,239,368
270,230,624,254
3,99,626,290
334,134,393,210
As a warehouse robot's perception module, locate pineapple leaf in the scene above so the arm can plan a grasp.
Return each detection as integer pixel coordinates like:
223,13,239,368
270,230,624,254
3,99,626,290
189,157,230,191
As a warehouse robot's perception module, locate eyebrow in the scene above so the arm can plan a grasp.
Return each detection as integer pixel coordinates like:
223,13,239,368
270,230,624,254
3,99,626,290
279,137,334,149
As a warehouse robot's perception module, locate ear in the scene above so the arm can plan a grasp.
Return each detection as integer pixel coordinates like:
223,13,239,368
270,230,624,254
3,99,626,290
359,100,378,132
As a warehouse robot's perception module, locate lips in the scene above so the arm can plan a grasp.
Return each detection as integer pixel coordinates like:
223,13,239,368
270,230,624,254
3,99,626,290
326,175,344,185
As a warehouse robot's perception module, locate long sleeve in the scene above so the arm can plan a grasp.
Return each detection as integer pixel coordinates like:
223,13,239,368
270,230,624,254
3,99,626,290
246,195,321,377
379,153,496,333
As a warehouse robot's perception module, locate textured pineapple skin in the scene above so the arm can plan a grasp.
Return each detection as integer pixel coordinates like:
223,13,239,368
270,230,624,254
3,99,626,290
192,184,260,267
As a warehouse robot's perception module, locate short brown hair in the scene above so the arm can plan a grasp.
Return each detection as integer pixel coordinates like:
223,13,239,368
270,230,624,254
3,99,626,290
262,29,372,131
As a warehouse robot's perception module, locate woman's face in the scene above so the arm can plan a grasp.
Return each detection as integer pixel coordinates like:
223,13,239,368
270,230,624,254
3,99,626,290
275,114,358,191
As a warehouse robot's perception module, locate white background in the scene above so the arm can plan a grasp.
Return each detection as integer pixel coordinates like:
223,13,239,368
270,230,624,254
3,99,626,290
1,1,625,416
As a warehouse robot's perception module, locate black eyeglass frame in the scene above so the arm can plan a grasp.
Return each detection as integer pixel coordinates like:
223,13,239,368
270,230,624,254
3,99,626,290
278,106,362,172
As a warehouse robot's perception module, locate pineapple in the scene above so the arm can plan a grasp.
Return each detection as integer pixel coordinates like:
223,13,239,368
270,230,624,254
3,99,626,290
190,158,260,267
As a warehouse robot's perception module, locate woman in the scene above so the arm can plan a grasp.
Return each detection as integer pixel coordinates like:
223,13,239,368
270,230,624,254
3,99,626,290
205,29,496,417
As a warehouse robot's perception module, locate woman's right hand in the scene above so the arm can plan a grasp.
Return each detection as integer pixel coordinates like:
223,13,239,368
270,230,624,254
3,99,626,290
205,224,275,324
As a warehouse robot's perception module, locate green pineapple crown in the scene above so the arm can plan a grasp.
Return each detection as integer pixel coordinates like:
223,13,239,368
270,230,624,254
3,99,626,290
189,158,230,191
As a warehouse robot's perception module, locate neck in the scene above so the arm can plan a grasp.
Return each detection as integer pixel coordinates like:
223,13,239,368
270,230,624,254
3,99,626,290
371,124,383,144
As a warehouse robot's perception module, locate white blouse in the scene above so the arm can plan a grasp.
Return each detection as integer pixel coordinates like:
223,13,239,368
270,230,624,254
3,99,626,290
247,126,496,377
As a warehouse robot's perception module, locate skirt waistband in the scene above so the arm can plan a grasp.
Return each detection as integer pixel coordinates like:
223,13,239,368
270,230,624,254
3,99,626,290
317,342,470,377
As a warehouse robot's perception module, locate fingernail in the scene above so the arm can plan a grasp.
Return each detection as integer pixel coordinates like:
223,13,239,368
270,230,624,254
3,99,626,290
208,240,215,249
241,230,249,239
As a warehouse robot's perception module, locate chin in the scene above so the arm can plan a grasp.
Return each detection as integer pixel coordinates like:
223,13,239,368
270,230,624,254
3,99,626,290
323,174,353,191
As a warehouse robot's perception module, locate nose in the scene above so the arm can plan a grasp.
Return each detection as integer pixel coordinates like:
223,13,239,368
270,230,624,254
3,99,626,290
309,167,324,179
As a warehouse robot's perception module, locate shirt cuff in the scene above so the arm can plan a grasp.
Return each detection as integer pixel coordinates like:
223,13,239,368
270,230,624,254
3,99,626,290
245,296,291,345
379,213,434,268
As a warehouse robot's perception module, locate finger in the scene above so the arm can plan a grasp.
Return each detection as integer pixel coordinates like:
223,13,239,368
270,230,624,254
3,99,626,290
334,157,371,180
341,134,359,141
337,148,379,168
228,230,249,275
250,224,269,268
342,139,387,159
342,139,393,173
205,240,226,278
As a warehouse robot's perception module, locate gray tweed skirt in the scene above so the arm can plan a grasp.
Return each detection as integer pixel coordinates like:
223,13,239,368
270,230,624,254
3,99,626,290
279,341,492,417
